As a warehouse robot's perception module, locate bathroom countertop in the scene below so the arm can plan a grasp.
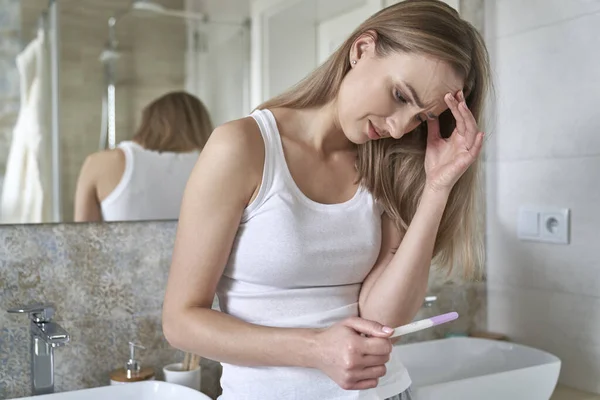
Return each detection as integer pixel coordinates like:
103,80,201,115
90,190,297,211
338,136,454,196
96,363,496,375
552,385,600,400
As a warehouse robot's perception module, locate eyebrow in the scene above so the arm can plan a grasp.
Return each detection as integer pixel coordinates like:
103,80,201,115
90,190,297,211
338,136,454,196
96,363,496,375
403,81,425,108
403,80,438,119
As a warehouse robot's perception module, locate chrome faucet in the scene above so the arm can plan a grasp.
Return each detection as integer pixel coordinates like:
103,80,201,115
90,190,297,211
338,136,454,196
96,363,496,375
7,303,70,395
423,295,437,308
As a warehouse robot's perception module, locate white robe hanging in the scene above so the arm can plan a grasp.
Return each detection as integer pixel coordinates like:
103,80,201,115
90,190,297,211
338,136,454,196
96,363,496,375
1,29,51,224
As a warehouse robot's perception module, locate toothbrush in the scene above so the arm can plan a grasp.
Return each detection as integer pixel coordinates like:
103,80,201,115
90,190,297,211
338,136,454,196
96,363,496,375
390,311,459,338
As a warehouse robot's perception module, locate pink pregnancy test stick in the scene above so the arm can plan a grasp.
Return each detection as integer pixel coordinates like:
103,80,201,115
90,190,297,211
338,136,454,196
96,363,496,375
390,312,459,338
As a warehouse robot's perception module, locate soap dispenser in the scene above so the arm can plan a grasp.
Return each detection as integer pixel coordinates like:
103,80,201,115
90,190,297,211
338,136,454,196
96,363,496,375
110,342,155,385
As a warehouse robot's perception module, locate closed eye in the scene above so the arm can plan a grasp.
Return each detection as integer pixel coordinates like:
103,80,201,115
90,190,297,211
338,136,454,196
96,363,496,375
395,90,426,123
395,90,408,104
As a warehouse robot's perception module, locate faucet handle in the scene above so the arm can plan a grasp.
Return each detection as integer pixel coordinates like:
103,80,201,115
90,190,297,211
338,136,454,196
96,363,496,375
7,303,56,323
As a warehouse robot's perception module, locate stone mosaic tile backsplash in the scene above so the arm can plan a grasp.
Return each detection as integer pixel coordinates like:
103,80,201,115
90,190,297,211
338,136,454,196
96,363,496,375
0,221,221,399
0,221,485,399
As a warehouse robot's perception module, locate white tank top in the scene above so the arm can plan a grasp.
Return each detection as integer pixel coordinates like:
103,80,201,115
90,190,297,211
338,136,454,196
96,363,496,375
216,109,411,400
100,141,199,222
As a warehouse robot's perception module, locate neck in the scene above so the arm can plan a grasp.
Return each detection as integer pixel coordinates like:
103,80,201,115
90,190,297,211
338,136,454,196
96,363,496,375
292,101,354,156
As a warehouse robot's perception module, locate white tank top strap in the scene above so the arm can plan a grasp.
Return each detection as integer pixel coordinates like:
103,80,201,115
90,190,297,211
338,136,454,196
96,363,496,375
246,109,279,219
250,108,288,173
100,141,135,207
249,108,369,213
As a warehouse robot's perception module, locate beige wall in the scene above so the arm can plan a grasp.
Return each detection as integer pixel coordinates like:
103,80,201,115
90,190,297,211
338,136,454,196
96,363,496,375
21,0,187,221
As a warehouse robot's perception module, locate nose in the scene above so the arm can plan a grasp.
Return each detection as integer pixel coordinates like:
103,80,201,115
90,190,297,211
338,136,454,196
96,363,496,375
386,111,419,139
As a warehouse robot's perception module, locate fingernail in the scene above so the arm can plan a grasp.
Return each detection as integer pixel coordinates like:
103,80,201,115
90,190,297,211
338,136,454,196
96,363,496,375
382,326,394,334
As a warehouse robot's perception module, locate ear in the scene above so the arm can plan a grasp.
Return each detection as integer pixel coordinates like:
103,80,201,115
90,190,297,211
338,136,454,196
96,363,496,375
349,30,378,67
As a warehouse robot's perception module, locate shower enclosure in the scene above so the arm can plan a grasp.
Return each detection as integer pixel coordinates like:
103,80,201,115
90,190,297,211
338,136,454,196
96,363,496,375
34,0,61,222
98,0,251,151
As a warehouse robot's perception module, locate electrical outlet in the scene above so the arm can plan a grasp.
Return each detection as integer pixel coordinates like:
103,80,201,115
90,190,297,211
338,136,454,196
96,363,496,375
539,209,570,244
517,206,570,244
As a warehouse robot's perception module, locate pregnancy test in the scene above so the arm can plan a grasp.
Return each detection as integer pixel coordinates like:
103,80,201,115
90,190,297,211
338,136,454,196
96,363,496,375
390,312,459,338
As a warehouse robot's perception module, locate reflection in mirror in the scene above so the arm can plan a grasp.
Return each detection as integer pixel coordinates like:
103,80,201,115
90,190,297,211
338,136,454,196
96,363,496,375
0,0,250,225
73,91,212,223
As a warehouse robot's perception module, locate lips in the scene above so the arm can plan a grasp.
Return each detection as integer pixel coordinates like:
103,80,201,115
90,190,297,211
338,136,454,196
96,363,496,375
368,120,383,140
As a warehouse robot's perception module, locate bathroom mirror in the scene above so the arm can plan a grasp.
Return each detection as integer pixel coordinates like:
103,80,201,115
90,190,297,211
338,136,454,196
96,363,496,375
0,0,459,225
0,0,251,224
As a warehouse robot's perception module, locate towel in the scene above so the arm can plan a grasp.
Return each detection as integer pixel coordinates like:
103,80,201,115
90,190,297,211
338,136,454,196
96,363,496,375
1,28,51,223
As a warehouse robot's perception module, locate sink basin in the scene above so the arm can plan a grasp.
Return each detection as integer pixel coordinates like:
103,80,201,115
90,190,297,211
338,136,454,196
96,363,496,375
395,337,561,400
16,381,211,400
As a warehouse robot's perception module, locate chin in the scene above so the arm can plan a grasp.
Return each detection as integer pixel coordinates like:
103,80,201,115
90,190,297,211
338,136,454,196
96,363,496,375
349,136,368,145
339,119,369,145
344,130,369,145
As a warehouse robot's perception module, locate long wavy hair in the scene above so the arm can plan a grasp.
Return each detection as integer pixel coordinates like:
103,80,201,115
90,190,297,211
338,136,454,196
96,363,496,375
258,0,492,279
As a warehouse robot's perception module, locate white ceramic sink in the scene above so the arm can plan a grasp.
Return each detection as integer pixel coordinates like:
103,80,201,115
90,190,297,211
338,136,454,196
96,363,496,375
16,381,211,400
395,337,561,400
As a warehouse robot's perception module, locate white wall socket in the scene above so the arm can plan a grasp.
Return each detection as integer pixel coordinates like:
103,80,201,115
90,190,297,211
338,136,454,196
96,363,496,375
517,206,570,244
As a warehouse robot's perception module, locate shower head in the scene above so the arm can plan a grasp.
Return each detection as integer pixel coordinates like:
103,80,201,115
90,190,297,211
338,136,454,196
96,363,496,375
131,0,207,21
131,0,165,13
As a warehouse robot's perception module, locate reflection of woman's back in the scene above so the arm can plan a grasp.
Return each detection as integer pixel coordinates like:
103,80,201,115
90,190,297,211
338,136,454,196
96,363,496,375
74,91,213,222
100,141,200,221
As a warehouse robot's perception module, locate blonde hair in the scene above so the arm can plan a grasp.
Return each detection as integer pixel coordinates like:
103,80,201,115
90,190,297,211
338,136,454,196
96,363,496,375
258,0,491,279
133,91,214,152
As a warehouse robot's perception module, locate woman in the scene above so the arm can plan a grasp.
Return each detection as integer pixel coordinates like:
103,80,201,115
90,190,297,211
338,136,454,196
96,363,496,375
74,91,213,222
163,1,491,399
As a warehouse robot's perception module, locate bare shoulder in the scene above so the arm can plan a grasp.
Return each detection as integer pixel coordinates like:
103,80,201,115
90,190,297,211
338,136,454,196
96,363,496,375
205,116,264,163
80,148,125,181
196,116,265,181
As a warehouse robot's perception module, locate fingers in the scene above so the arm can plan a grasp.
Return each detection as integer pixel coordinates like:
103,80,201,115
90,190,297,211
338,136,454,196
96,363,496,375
351,379,379,391
355,365,388,381
470,132,486,156
343,317,393,338
457,132,486,168
363,337,393,356
345,366,388,391
445,91,479,146
362,354,391,367
456,91,479,144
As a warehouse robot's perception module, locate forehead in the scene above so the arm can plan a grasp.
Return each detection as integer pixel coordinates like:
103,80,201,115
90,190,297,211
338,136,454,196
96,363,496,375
382,51,464,107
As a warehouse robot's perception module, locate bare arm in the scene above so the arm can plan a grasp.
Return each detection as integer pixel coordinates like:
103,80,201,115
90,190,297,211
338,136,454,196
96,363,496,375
162,120,394,390
359,189,449,328
74,155,102,222
359,91,483,329
162,121,317,367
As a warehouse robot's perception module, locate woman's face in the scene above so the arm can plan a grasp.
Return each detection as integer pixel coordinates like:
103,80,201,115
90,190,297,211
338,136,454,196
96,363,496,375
337,35,464,144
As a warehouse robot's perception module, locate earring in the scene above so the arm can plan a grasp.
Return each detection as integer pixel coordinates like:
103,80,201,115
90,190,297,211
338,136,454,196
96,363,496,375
352,60,357,65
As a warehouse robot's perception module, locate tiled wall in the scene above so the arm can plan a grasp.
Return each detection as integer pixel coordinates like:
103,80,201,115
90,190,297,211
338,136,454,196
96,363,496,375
485,0,600,394
0,220,485,399
20,0,186,221
0,0,20,198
